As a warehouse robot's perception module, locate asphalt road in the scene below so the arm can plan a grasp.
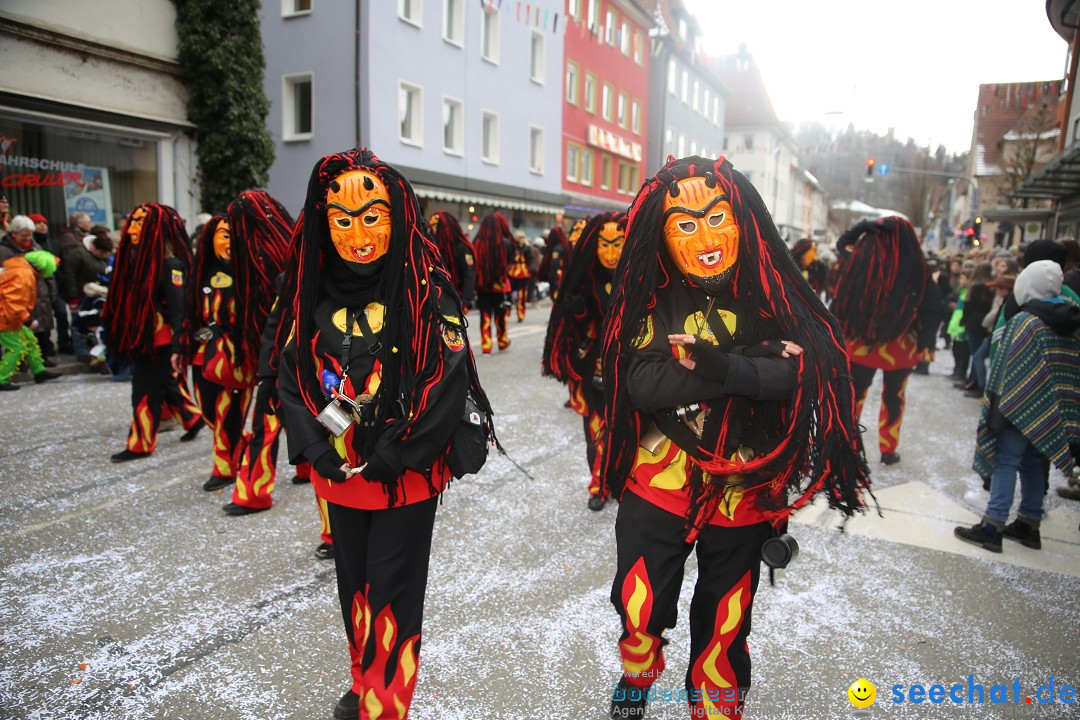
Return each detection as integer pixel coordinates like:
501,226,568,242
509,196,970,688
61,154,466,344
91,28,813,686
1,304,1078,720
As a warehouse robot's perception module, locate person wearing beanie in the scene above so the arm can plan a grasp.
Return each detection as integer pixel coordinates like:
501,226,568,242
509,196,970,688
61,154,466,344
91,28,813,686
956,260,1080,552
0,252,61,390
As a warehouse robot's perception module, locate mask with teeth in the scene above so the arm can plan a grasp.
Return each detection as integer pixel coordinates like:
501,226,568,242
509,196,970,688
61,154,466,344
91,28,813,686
662,177,739,294
326,169,392,270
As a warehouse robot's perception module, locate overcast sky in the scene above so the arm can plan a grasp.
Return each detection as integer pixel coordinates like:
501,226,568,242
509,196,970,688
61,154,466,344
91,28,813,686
683,0,1068,154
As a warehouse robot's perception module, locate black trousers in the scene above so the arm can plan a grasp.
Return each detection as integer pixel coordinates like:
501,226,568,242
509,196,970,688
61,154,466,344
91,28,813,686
611,491,770,713
327,496,438,717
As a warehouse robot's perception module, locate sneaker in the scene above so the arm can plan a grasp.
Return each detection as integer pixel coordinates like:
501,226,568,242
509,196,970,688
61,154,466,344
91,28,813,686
202,475,235,492
587,494,607,512
111,449,152,463
1056,485,1080,501
954,522,1003,553
610,677,648,720
179,423,203,442
315,542,334,560
1002,519,1042,549
223,502,269,516
34,370,60,384
0,383,20,392
290,474,311,485
880,452,901,465
333,689,359,720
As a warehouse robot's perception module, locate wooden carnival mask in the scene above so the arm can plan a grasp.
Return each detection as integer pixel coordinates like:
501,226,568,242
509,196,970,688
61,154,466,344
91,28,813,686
596,221,625,270
127,206,148,246
568,218,587,248
662,177,739,293
326,169,392,266
212,221,231,262
428,213,439,231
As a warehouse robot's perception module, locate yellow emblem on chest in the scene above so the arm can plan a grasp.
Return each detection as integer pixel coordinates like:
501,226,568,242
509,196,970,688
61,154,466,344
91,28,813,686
209,271,233,289
331,302,386,335
683,309,737,342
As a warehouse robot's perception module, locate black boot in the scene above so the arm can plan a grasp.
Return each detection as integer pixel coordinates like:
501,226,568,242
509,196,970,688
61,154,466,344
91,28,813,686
111,449,152,463
315,542,334,560
202,475,235,492
179,423,203,442
223,502,269,516
954,521,1003,553
0,383,20,392
880,452,901,465
34,370,60,384
610,677,647,719
1003,518,1041,549
290,474,311,485
333,689,359,720
588,494,607,511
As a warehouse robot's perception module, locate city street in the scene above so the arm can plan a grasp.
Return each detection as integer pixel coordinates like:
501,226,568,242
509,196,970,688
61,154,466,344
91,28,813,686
1,304,1078,720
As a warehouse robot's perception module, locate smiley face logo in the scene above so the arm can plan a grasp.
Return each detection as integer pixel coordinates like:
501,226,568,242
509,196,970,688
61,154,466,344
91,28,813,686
848,679,876,709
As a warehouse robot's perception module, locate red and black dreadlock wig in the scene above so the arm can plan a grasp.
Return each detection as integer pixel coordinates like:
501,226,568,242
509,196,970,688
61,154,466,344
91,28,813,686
187,216,225,346
831,216,928,346
431,210,473,294
601,155,871,533
537,225,568,284
472,211,510,292
104,203,193,359
542,212,625,384
276,147,494,462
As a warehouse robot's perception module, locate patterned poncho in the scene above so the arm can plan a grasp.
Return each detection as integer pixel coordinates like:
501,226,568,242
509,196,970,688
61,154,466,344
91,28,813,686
974,307,1080,479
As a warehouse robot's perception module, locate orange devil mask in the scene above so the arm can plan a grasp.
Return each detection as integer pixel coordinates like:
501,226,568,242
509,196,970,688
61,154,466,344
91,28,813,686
568,218,587,248
326,169,392,269
663,177,739,293
213,221,231,262
596,221,625,271
127,206,148,246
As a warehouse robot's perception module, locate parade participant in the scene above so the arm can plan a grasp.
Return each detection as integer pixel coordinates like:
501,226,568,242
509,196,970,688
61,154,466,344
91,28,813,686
790,238,827,296
0,251,61,391
543,212,626,511
105,203,203,462
429,210,475,312
831,217,943,465
473,211,513,353
508,230,532,322
538,225,568,300
185,190,291,494
600,156,870,719
276,148,494,720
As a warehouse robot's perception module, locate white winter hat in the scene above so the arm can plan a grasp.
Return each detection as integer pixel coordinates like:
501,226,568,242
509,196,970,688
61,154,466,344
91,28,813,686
1014,260,1063,306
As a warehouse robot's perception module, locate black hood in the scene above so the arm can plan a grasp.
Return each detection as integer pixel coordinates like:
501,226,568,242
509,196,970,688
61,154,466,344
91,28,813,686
1022,299,1080,335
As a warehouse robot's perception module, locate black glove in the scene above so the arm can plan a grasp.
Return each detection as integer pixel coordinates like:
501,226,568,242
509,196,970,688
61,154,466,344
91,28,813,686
686,337,730,383
257,380,280,415
311,449,348,482
741,340,787,359
361,444,403,484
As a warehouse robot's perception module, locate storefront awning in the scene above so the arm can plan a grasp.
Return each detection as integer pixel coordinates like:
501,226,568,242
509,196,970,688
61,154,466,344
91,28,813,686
412,184,564,215
1012,141,1080,200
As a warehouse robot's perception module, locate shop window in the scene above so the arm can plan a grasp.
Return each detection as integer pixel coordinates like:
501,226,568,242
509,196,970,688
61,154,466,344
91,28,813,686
283,72,313,141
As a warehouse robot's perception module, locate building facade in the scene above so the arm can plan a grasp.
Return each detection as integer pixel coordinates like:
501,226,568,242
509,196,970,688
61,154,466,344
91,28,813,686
646,0,727,173
0,0,199,232
262,0,565,236
561,0,651,216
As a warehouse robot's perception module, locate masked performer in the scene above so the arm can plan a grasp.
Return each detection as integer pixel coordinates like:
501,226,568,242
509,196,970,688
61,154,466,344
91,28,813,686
600,156,870,719
473,212,514,353
538,225,568,300
543,212,626,511
508,231,532,322
790,238,827,296
429,211,476,312
831,217,943,465
185,190,290,501
106,204,203,462
277,148,494,720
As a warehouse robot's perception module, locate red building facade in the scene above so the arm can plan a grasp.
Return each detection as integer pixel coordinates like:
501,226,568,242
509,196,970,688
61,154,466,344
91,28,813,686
562,0,651,215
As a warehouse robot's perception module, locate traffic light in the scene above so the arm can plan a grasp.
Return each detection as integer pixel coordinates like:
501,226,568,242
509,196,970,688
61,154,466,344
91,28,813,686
866,158,875,177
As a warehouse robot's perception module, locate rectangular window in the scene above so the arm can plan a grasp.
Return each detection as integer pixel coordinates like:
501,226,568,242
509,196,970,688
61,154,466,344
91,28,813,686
530,30,545,84
399,81,423,146
398,0,422,26
633,31,643,64
282,72,313,140
481,7,500,63
442,96,463,155
690,140,697,155
568,0,581,20
282,0,312,18
529,126,544,174
602,83,613,122
566,61,579,105
664,127,673,156
584,72,597,113
581,148,594,186
677,133,686,157
566,143,580,182
605,9,616,45
620,20,630,55
587,0,599,30
443,0,464,45
631,99,641,135
667,59,677,95
617,162,630,194
482,110,499,163
600,155,612,190
680,70,688,103
744,134,754,150
617,93,627,128
713,97,720,125
703,88,711,117
692,79,700,111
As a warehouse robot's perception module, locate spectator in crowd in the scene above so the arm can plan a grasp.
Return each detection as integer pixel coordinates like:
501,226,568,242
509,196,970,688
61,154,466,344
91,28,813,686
60,232,113,365
0,250,61,390
959,262,994,397
992,249,1019,281
956,260,1080,552
528,236,544,306
946,260,974,381
28,213,74,354
1060,237,1080,296
58,212,91,258
0,191,9,233
0,215,59,365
